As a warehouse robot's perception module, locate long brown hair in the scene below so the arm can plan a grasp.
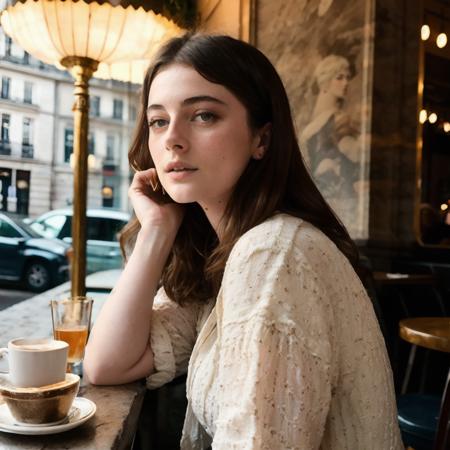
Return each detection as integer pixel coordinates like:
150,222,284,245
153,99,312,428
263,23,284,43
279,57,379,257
121,33,359,305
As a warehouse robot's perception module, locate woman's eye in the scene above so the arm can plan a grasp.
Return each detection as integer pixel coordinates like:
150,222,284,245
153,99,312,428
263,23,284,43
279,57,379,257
148,118,168,129
193,112,217,123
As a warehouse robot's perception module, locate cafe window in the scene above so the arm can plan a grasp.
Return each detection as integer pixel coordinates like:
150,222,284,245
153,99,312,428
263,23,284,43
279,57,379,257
24,81,33,104
64,128,73,163
113,99,123,120
1,76,10,99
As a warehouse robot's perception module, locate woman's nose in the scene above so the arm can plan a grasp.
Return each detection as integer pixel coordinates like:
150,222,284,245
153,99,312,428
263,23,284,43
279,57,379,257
165,121,188,152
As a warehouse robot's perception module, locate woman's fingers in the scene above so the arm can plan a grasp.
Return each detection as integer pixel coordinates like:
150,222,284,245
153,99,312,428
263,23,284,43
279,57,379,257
128,169,184,235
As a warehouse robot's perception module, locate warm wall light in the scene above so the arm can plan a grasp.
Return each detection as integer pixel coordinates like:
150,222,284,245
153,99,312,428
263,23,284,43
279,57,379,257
17,180,28,189
419,109,428,124
443,122,450,132
421,24,431,40
436,32,448,48
441,203,449,211
429,112,438,123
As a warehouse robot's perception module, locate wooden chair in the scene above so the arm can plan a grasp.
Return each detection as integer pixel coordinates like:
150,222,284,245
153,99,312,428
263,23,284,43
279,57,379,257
397,318,450,450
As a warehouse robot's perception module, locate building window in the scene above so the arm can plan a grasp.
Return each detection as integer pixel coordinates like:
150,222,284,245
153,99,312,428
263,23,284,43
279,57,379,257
91,96,100,117
106,135,115,162
1,77,10,99
22,118,33,158
4,36,12,57
24,82,33,104
113,99,123,120
1,114,10,144
64,129,94,164
0,114,10,155
88,133,95,155
64,128,73,163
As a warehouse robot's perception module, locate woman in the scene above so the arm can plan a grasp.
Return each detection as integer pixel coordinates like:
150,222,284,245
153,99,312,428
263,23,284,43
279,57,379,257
84,34,402,449
300,54,360,199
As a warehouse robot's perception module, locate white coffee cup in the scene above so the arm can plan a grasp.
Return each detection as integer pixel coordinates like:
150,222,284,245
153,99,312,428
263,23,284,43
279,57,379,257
0,338,68,387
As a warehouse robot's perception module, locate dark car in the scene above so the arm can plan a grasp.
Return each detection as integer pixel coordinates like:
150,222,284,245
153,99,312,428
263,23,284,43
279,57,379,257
0,213,71,292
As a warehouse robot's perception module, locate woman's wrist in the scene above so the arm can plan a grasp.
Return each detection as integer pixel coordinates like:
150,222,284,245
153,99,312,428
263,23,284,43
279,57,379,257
134,225,175,262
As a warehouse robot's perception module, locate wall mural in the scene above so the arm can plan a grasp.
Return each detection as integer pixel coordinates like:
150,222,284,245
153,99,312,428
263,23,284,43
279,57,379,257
258,0,373,239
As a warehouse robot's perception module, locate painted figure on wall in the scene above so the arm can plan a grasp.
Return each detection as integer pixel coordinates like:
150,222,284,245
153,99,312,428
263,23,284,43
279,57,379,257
258,0,371,238
301,55,360,200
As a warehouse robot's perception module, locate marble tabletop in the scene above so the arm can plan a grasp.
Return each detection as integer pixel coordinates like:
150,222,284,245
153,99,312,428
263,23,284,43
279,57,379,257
0,278,146,449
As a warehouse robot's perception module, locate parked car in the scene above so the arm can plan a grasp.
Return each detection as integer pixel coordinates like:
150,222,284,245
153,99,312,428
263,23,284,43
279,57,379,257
26,208,130,274
0,213,71,292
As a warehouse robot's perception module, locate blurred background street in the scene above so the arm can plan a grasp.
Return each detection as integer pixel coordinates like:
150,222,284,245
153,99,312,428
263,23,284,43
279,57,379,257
0,285,31,310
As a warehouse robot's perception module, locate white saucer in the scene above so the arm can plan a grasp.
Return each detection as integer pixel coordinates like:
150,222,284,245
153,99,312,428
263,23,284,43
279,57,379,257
0,397,96,435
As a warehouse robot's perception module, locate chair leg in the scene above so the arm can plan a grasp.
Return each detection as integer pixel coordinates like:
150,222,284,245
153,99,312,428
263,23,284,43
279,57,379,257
434,368,450,450
402,345,417,395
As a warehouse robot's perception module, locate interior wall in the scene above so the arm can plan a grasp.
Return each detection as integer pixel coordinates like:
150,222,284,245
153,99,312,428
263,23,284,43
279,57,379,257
368,0,420,249
256,0,374,240
197,0,254,42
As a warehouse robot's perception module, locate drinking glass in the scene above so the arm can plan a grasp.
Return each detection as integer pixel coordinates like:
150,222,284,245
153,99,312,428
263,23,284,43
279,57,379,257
50,296,93,374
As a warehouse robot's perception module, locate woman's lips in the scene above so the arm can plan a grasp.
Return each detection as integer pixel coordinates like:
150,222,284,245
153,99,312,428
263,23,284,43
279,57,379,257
166,168,198,181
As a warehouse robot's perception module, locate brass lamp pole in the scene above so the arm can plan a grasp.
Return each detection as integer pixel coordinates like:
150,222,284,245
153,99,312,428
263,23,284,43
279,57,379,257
0,0,182,297
61,57,99,296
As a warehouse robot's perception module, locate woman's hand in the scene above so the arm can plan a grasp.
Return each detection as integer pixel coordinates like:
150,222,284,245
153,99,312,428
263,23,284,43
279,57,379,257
129,168,184,238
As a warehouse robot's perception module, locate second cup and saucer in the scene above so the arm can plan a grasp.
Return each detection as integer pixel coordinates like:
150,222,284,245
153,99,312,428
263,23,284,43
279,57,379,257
0,396,96,436
0,372,96,435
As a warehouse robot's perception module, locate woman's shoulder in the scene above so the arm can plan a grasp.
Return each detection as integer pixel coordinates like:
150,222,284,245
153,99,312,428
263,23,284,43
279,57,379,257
227,213,341,268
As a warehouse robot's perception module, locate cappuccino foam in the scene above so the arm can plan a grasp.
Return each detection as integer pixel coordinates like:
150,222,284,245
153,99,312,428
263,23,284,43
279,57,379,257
18,343,58,351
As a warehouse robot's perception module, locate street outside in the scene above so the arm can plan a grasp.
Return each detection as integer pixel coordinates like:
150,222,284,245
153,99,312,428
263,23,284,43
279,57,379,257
0,285,32,311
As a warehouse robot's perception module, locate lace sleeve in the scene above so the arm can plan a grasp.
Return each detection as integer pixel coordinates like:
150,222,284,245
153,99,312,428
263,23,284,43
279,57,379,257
146,288,202,389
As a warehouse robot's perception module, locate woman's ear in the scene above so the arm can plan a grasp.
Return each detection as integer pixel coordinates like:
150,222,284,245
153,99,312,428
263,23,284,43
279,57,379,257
252,123,272,160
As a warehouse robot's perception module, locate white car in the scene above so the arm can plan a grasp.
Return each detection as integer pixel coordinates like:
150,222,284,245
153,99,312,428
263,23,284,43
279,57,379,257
26,208,130,274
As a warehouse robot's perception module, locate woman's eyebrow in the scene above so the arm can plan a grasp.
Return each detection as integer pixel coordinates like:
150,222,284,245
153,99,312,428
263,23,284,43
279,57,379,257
147,95,227,113
182,95,226,106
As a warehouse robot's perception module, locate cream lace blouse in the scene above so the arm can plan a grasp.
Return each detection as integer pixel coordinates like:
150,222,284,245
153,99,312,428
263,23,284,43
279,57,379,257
147,214,403,450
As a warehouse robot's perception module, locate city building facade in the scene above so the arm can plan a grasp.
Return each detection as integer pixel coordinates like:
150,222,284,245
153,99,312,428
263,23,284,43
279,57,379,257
0,26,138,218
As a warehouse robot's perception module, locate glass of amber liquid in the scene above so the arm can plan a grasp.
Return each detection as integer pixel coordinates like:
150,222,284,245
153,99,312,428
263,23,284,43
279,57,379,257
50,297,93,374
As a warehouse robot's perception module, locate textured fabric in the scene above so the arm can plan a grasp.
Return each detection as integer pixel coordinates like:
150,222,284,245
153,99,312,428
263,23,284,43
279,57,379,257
147,214,403,450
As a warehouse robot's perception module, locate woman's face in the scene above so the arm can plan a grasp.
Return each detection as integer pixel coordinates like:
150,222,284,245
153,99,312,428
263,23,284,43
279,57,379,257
327,68,350,99
147,64,263,214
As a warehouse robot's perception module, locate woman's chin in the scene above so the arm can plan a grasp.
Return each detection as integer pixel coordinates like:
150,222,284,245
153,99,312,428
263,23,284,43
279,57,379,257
166,191,197,204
